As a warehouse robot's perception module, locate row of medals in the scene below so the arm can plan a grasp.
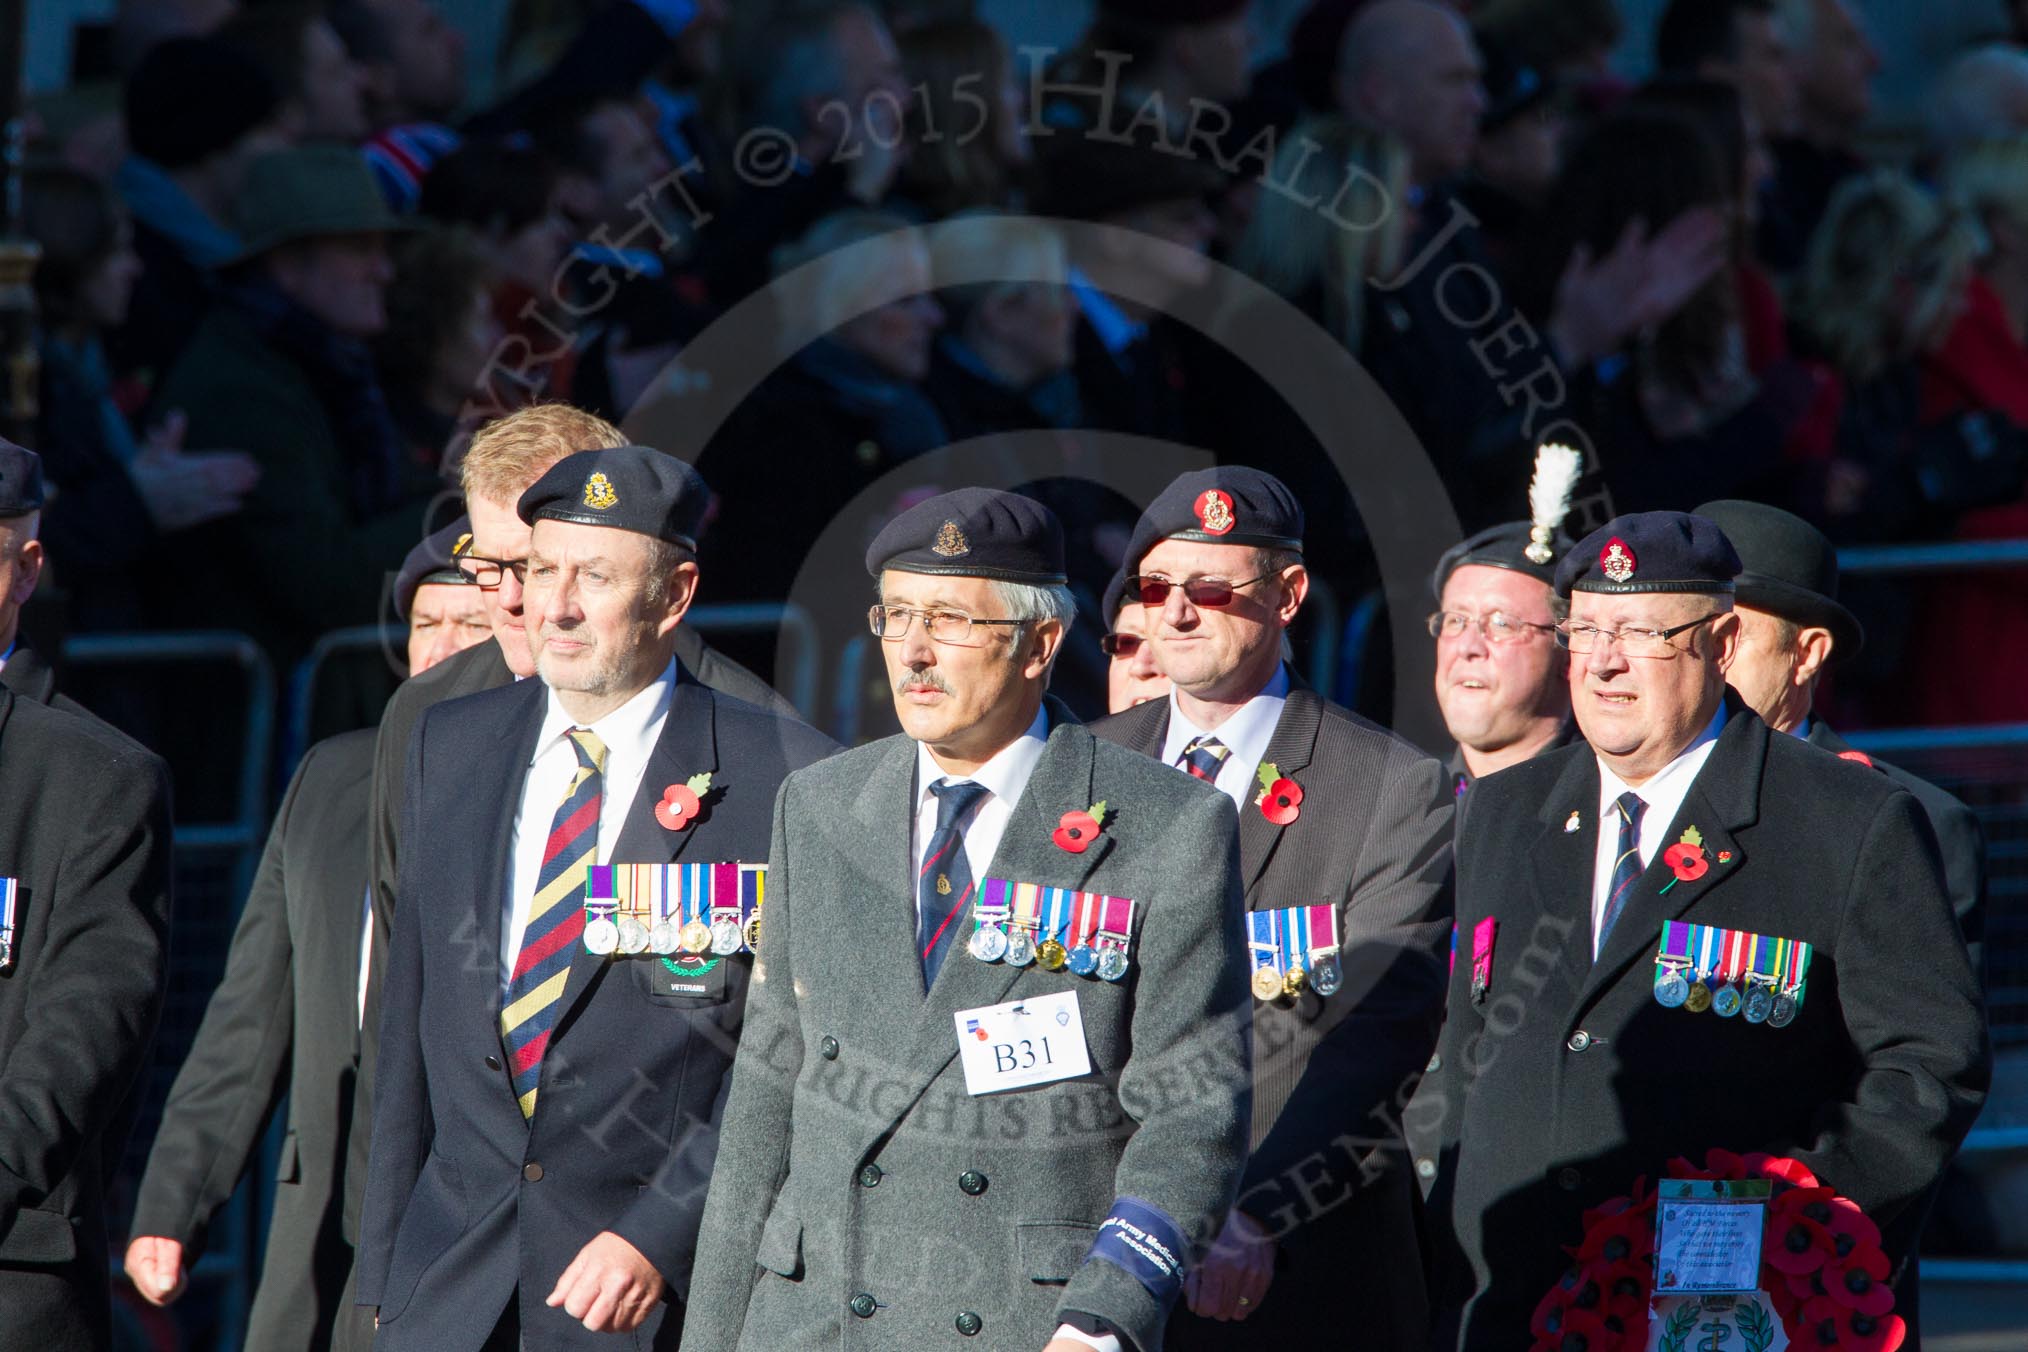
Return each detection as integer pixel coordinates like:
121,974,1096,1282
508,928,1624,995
967,921,1131,981
1654,964,1798,1026
1251,954,1344,1002
586,912,760,958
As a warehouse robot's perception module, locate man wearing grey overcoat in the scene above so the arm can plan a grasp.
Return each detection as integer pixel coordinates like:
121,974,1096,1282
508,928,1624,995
682,489,1252,1352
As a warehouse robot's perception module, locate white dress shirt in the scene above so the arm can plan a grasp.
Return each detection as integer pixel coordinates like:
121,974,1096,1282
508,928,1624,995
1158,664,1291,814
1589,703,1727,956
908,706,1119,1352
502,660,676,983
909,705,1049,926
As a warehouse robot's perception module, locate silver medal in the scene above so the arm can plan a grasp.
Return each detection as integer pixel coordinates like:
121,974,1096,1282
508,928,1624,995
711,919,745,956
1712,983,1743,1018
1311,955,1343,997
1768,993,1799,1027
650,921,679,955
1744,986,1774,1023
1654,968,1689,1008
617,917,650,955
584,917,619,955
1097,948,1129,982
968,925,1009,963
1005,930,1037,966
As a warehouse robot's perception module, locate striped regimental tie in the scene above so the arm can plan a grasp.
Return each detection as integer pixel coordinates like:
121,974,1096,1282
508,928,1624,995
1595,791,1647,957
502,728,607,1118
918,779,990,990
1178,735,1231,783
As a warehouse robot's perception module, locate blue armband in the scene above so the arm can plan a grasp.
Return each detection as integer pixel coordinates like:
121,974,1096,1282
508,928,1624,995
1085,1197,1187,1305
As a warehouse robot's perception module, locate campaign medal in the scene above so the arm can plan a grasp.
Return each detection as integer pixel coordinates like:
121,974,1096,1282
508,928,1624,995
1095,894,1135,982
1768,937,1812,1028
1004,883,1042,966
1742,933,1775,1023
743,912,764,951
1277,905,1309,998
710,864,747,956
1247,911,1282,1002
1711,927,1747,1017
0,876,14,971
1682,923,1719,1013
618,913,651,955
969,881,1012,963
1308,904,1343,997
1037,885,1071,970
584,898,620,955
1653,921,1692,1008
1066,892,1101,977
649,866,681,954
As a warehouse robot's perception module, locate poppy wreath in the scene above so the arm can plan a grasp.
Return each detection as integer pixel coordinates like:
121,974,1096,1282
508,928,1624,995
1530,1150,1902,1352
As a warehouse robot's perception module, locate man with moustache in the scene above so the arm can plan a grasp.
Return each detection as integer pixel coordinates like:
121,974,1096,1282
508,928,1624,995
1090,468,1453,1349
1416,511,1989,1351
682,488,1251,1352
356,447,834,1349
124,520,493,1352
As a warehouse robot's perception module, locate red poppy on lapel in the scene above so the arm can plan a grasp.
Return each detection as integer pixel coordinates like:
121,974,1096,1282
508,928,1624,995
1053,801,1108,853
656,772,712,831
1254,763,1302,825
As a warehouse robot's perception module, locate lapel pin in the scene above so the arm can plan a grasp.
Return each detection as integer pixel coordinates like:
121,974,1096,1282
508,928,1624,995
1565,810,1581,834
655,772,713,831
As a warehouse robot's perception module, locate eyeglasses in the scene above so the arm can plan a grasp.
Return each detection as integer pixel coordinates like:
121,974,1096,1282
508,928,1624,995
1555,615,1722,658
868,605,1027,644
456,554,527,590
1130,571,1280,608
1099,632,1144,658
1427,610,1557,644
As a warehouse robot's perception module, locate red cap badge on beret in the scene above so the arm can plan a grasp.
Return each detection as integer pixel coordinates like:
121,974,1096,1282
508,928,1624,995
1195,489,1235,535
1599,537,1636,584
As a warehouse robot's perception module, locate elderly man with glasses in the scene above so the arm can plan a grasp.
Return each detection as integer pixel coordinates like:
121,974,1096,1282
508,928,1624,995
684,487,1251,1352
1091,468,1454,1350
1412,510,1989,1352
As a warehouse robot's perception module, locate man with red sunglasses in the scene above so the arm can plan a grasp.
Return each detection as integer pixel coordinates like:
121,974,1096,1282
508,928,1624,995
1099,569,1171,713
1091,467,1454,1350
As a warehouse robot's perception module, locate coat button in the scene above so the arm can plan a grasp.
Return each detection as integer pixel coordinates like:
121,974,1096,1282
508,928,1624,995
1556,1167,1582,1191
523,1162,544,1182
485,1054,502,1071
820,1035,840,1061
958,1170,987,1196
1567,1030,1592,1053
956,1311,983,1336
1426,1052,1442,1073
849,1293,877,1319
1415,1157,1437,1181
858,1164,883,1188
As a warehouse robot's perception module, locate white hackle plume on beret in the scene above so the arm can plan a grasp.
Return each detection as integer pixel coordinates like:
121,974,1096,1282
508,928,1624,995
1524,443,1583,564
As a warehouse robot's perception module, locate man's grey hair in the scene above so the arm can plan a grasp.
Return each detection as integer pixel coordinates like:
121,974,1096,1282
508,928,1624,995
990,579,1076,683
642,539,695,608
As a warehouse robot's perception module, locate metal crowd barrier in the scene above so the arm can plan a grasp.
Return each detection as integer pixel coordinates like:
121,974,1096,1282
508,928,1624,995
60,631,277,1351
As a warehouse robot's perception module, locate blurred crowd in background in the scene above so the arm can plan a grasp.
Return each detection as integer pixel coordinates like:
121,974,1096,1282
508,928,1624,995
22,0,2028,788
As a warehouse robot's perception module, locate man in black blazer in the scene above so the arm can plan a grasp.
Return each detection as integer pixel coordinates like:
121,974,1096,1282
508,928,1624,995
335,405,795,1347
357,446,834,1349
1415,511,1989,1351
123,521,497,1351
0,689,174,1352
1090,468,1454,1349
0,442,77,717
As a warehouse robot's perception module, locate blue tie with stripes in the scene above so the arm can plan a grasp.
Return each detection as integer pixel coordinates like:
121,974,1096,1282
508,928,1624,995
918,779,990,990
1596,791,1647,956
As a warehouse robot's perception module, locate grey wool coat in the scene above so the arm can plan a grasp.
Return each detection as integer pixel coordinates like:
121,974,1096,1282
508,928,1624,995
680,708,1252,1352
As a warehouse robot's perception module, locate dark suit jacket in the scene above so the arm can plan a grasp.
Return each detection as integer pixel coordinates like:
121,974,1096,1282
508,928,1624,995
0,690,173,1352
0,642,97,726
357,669,834,1350
1092,684,1454,1346
129,730,374,1352
1415,697,1990,1351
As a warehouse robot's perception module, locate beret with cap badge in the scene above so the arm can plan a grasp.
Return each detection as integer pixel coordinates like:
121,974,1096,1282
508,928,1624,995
516,445,711,551
392,515,479,620
1555,511,1742,598
867,487,1066,585
1122,467,1304,577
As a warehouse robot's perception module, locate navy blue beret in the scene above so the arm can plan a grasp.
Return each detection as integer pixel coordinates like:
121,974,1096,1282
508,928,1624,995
1555,511,1742,598
866,487,1066,585
517,446,710,551
1102,568,1130,624
1432,521,1570,599
394,516,478,619
0,441,45,517
1123,467,1304,576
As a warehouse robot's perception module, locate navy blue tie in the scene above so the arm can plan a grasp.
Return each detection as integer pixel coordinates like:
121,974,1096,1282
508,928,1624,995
918,779,990,990
1596,791,1647,956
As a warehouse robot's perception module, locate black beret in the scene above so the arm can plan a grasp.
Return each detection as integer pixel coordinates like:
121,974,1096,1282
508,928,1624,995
1693,499,1864,660
517,446,710,550
1431,521,1570,599
1102,568,1131,625
0,440,45,517
125,37,281,170
1123,467,1304,577
394,516,479,620
867,488,1066,585
1555,511,1742,598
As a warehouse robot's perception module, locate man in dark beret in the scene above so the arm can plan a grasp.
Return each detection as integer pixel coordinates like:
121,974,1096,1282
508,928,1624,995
1090,467,1453,1349
1100,567,1170,714
684,487,1251,1352
0,442,53,708
1413,511,1989,1351
123,518,488,1352
357,446,837,1350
